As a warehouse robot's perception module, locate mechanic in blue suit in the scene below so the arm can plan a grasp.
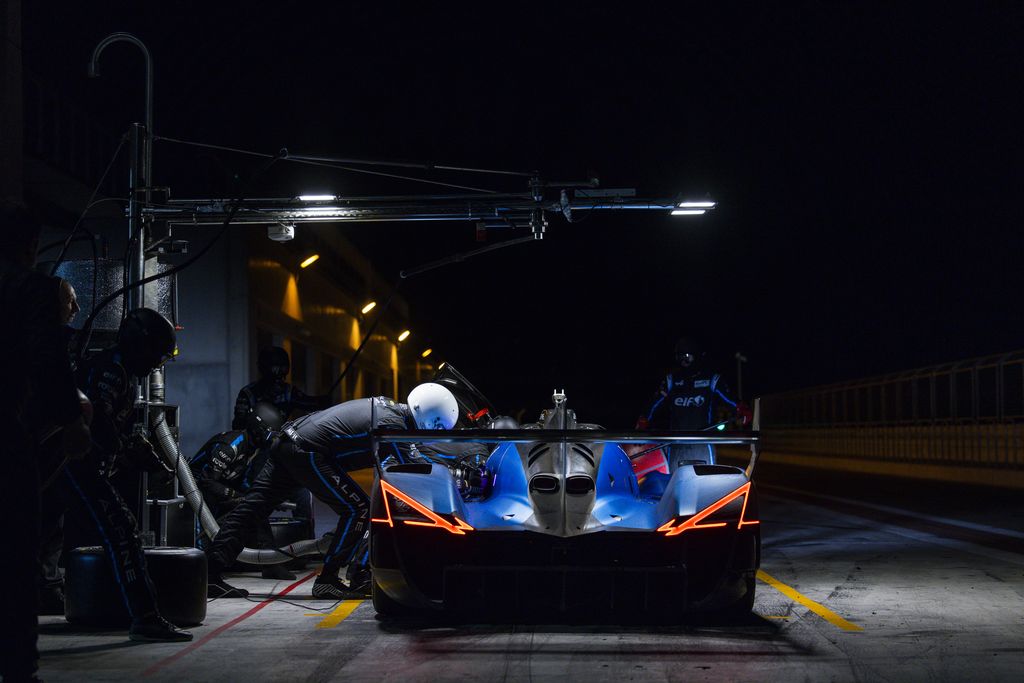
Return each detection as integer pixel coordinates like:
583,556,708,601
231,346,330,429
642,336,746,469
47,309,191,642
190,402,305,580
205,383,460,600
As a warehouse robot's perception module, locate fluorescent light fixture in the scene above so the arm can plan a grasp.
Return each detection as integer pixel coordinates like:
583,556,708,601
299,254,320,268
421,348,433,358
298,194,336,201
398,330,411,342
361,301,377,315
671,209,707,216
677,201,716,208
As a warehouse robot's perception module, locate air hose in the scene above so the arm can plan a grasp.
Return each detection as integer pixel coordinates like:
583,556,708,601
149,368,332,565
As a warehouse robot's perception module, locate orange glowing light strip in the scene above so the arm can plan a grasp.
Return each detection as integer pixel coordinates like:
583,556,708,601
659,481,759,537
370,480,473,535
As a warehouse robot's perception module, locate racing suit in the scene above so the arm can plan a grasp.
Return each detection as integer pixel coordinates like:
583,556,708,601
40,349,162,621
0,258,82,680
190,430,277,549
231,378,328,429
207,397,421,580
645,370,738,468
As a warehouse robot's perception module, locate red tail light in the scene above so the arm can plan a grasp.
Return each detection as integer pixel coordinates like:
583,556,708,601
658,481,759,537
371,480,474,535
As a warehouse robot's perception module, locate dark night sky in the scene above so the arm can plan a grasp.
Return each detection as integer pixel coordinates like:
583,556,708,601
22,2,1024,425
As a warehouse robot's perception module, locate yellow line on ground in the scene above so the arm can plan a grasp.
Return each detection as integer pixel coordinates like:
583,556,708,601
756,570,863,632
304,600,363,629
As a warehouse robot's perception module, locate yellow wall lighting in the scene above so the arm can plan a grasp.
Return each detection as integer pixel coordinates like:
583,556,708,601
361,301,377,314
421,348,432,358
398,330,411,342
300,254,320,268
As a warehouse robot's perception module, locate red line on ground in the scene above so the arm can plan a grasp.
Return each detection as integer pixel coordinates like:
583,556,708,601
142,570,317,677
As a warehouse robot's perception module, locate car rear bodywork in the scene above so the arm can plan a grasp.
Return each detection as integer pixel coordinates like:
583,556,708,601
369,392,761,619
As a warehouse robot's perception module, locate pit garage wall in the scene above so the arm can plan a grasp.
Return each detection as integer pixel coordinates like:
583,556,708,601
164,223,423,458
719,350,1024,490
164,227,250,458
244,227,419,407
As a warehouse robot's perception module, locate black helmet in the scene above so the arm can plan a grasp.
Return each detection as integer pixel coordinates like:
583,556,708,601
674,336,701,367
258,346,290,380
117,308,176,377
246,401,284,443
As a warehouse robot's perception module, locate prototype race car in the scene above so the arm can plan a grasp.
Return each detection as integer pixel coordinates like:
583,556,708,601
368,383,761,620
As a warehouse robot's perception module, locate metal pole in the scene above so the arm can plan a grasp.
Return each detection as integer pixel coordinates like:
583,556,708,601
127,123,145,311
89,33,156,542
88,32,154,308
88,33,153,185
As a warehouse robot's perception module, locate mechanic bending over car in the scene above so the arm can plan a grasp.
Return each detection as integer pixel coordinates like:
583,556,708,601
190,401,305,581
205,382,462,600
39,308,192,642
639,336,751,469
232,346,332,429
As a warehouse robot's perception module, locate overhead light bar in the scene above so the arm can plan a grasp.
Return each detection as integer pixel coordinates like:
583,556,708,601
677,201,716,209
421,348,433,358
298,194,336,202
299,254,320,268
398,330,411,342
361,301,377,314
671,209,707,216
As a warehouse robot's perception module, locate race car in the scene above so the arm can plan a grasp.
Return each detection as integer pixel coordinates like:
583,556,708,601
368,387,761,620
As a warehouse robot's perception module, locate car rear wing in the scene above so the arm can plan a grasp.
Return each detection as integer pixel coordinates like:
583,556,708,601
371,399,763,478
372,429,760,445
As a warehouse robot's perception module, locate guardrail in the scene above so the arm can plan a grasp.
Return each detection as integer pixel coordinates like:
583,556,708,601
729,351,1024,487
762,350,1024,427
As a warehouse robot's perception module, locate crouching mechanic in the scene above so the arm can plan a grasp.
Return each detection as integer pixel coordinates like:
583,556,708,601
190,402,302,580
205,382,459,600
48,308,191,641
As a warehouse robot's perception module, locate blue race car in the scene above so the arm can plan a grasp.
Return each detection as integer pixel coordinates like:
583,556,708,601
368,386,761,620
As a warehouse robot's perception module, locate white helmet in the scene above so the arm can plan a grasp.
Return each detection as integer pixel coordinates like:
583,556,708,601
407,383,459,430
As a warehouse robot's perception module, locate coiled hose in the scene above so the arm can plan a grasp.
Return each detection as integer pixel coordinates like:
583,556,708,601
149,369,332,565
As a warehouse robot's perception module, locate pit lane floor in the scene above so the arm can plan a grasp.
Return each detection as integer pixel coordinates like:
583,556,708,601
35,486,1024,682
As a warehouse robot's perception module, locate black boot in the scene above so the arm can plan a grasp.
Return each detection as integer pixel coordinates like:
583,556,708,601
346,567,372,596
261,564,297,581
312,573,370,599
129,612,193,642
208,573,250,598
37,583,65,616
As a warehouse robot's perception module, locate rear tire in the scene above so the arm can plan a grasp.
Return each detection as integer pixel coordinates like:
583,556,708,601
715,576,756,621
372,579,414,617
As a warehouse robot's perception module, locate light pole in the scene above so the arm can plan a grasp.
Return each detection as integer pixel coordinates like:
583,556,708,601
88,33,156,541
88,32,154,313
735,351,748,401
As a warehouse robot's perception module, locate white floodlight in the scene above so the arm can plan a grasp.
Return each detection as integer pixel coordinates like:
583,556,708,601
298,194,336,202
677,201,716,209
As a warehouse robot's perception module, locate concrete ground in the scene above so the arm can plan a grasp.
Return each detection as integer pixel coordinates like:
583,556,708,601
35,476,1024,682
